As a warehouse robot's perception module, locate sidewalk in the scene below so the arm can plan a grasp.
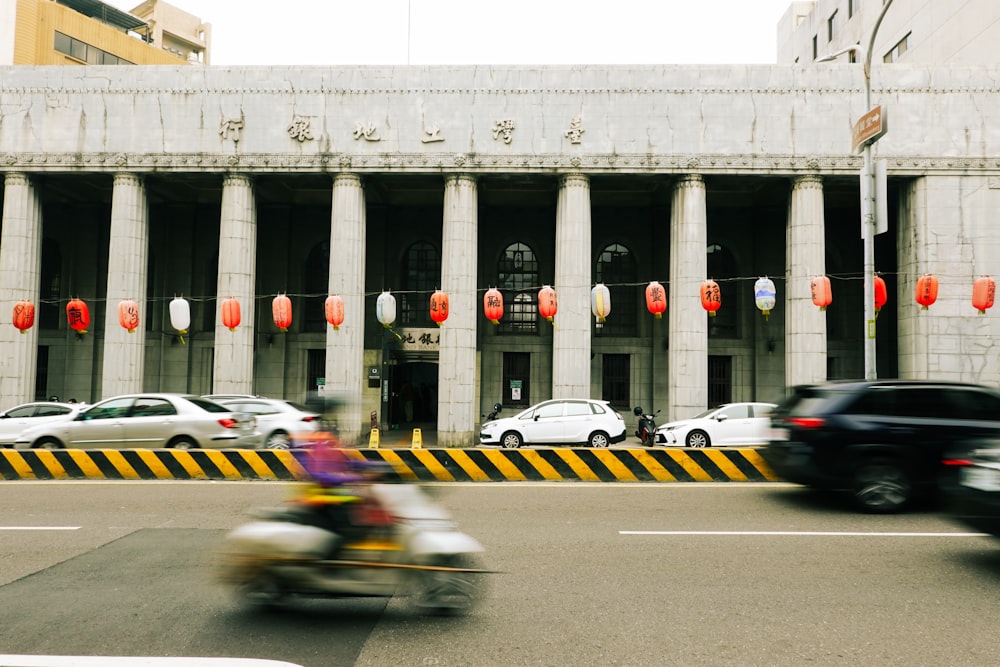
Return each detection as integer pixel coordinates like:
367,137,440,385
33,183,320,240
356,422,438,449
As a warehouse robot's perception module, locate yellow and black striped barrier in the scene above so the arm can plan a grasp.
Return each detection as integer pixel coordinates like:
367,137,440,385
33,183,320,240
0,448,779,483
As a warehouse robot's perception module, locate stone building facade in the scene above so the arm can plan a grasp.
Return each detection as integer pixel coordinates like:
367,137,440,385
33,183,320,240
1,64,999,445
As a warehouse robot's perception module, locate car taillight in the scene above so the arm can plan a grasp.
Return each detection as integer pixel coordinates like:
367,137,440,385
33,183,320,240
218,418,239,429
302,416,318,422
942,458,972,467
786,417,826,428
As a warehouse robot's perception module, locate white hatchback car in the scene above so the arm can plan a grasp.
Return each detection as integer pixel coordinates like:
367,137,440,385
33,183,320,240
654,402,777,448
0,401,83,448
214,397,320,449
479,398,627,449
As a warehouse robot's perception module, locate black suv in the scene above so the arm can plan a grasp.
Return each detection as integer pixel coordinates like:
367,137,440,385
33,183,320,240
764,380,1000,513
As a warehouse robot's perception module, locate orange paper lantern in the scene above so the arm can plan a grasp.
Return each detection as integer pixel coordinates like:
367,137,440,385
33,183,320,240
915,274,938,310
272,294,292,332
13,300,34,334
118,299,140,333
221,297,241,332
645,281,666,319
538,285,557,323
874,276,888,313
811,276,833,311
325,295,344,330
430,290,449,326
483,287,504,325
700,280,721,316
973,275,995,315
66,298,90,335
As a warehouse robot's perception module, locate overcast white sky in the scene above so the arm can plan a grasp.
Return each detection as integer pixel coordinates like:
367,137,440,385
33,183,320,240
106,0,795,66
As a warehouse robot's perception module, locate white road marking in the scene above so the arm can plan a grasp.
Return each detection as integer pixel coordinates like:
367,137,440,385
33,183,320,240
0,526,80,530
621,530,989,537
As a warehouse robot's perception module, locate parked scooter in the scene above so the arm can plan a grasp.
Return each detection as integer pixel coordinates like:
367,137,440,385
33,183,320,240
483,402,503,422
217,479,488,615
633,406,660,446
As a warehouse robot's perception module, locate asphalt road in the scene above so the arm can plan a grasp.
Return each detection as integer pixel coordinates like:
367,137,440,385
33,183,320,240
1,482,999,666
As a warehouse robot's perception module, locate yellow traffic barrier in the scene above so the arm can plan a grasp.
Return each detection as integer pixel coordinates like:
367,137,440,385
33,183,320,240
368,428,380,448
411,428,423,449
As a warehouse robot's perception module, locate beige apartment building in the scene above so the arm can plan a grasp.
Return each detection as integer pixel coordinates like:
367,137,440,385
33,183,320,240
0,0,208,65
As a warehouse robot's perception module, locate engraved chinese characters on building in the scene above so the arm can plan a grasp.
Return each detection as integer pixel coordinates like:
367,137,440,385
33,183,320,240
492,119,515,144
219,117,244,142
422,125,444,143
353,121,381,141
287,117,314,142
564,116,585,144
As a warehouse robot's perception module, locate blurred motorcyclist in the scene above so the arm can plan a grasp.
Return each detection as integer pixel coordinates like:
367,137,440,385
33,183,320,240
290,402,393,559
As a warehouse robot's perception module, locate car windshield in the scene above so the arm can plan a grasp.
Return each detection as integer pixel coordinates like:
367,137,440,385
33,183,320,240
188,397,229,413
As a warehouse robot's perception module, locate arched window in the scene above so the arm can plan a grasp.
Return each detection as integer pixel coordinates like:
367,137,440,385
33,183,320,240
401,241,441,326
595,243,637,336
303,241,329,332
707,243,738,338
498,242,538,334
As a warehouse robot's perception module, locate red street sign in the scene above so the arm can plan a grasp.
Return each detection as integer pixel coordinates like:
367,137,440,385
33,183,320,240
852,105,888,153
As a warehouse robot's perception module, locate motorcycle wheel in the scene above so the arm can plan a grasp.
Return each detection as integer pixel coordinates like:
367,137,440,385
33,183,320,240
412,554,484,616
238,571,287,610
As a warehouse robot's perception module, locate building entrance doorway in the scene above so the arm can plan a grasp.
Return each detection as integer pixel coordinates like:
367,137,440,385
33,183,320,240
390,361,438,426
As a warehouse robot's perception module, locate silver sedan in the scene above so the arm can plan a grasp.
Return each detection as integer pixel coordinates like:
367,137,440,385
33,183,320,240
13,393,261,450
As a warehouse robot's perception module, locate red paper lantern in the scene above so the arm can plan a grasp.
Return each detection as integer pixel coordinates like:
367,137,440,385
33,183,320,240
915,274,938,310
118,299,140,333
700,280,721,316
645,281,666,319
874,276,888,313
811,276,832,311
66,298,90,335
13,300,34,334
272,294,292,332
221,297,241,332
483,287,503,325
973,275,996,315
430,290,449,326
538,285,557,323
325,295,344,330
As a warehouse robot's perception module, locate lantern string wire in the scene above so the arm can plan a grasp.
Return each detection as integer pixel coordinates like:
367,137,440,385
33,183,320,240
28,269,986,307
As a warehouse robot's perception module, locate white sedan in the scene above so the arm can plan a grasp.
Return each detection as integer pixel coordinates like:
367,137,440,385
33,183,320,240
0,401,83,448
654,402,777,448
479,398,627,448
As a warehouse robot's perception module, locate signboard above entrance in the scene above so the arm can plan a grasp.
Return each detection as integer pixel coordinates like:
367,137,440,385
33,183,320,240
396,328,440,352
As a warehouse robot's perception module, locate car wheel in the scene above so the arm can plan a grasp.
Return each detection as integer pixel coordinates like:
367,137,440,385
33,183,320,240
588,431,610,448
265,431,290,450
500,431,522,449
852,460,912,513
33,437,64,450
686,430,710,448
168,436,199,450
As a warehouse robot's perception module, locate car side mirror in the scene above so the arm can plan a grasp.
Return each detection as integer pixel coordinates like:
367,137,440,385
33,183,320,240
716,414,728,422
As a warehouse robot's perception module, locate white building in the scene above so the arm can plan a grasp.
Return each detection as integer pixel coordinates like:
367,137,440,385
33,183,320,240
779,0,1000,65
2,59,1000,445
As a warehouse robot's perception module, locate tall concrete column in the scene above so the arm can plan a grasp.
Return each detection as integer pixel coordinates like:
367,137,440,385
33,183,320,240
0,173,42,406
213,174,256,395
785,175,827,388
553,174,592,398
100,173,148,398
438,174,478,446
668,175,707,422
326,174,366,445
